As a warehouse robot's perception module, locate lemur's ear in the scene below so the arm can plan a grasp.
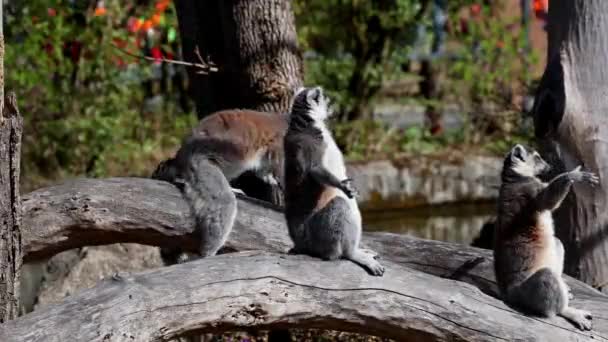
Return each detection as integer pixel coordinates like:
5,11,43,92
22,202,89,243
511,144,527,161
294,87,306,97
306,87,322,103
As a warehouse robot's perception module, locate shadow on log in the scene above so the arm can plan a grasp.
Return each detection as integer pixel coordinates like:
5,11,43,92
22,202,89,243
10,177,608,341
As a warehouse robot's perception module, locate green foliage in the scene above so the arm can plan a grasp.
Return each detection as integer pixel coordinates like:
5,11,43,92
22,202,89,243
332,119,467,161
5,0,540,190
294,0,422,119
444,2,539,144
447,4,538,105
6,0,192,189
303,1,537,160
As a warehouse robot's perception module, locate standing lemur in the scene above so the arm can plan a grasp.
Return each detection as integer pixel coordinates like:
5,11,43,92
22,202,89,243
494,144,598,330
152,109,288,263
283,86,385,276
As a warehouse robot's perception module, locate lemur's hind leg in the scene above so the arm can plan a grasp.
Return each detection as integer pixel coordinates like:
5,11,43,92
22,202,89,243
507,268,564,317
183,155,237,257
304,198,345,261
312,197,385,276
508,268,592,330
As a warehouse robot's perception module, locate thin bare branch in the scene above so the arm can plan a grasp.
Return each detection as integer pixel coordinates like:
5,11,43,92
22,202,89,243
111,44,218,74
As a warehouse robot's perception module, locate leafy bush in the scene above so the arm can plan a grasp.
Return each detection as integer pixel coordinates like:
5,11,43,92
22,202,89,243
301,0,538,159
294,0,422,120
5,0,193,190
445,2,539,138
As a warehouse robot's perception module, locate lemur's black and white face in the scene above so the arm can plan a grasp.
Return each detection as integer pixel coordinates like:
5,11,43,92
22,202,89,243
289,87,331,124
505,144,551,178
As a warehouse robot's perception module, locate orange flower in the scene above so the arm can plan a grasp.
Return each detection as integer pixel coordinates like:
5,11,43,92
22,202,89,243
94,6,107,16
156,0,170,12
151,13,161,26
142,20,153,31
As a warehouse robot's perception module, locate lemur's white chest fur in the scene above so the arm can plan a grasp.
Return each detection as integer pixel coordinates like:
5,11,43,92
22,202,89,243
534,210,561,274
314,119,362,226
537,211,555,237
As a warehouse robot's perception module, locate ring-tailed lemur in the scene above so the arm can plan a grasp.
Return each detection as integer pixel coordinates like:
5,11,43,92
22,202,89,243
283,86,384,276
152,109,287,264
494,144,598,330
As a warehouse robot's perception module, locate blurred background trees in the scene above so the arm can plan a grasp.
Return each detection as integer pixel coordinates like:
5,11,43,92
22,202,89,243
3,0,549,191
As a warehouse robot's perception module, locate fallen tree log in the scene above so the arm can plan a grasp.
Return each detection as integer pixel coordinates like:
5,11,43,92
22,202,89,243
16,177,608,340
22,177,290,262
2,251,608,341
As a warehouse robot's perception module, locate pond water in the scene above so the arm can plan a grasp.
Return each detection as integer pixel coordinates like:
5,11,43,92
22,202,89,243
362,202,495,245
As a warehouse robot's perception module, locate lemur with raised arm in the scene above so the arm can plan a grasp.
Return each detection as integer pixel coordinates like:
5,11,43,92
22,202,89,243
282,86,384,276
494,144,598,330
152,109,287,263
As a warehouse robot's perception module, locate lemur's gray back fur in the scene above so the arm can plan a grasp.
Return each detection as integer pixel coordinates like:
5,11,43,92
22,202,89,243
283,89,326,241
152,137,238,260
151,109,287,264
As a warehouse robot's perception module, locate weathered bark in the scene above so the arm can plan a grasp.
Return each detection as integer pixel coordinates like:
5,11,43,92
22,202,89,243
532,0,608,291
0,93,23,322
0,0,4,119
3,250,608,342
175,0,303,118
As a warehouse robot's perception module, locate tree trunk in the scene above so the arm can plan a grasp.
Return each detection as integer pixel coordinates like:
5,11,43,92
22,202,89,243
0,0,24,322
175,0,303,119
0,93,23,322
0,0,3,117
533,0,608,291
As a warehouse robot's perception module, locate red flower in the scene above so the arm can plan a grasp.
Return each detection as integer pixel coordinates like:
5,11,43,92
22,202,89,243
470,4,482,17
151,47,163,63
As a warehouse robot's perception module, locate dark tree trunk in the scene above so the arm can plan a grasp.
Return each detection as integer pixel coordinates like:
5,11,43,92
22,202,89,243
0,93,23,322
533,0,608,291
175,0,303,119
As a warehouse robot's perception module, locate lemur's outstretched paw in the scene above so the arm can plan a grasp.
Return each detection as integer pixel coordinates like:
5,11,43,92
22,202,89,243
583,172,600,186
340,178,359,198
570,166,600,186
562,307,593,331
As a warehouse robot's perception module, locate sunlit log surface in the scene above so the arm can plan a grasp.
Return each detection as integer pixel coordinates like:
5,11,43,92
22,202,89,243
12,177,608,341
